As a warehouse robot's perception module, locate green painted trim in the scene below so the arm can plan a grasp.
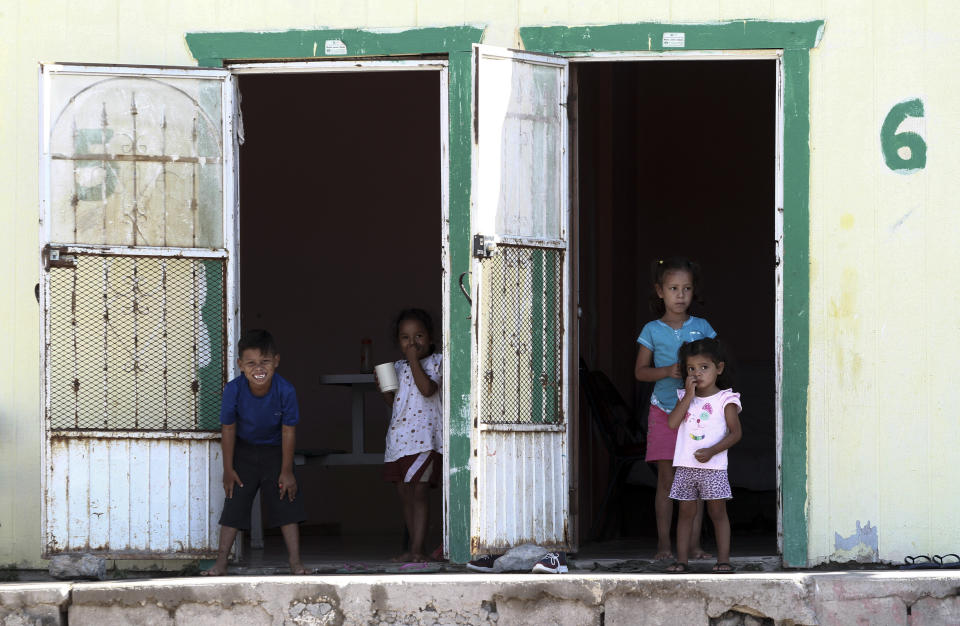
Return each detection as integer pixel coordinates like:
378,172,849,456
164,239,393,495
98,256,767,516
446,50,473,564
197,260,225,430
781,48,810,568
522,20,817,566
186,26,484,67
520,20,823,53
184,26,482,564
531,249,545,424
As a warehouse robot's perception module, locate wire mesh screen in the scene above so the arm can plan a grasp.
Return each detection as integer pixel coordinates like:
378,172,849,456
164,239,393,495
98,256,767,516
47,254,226,431
479,245,564,425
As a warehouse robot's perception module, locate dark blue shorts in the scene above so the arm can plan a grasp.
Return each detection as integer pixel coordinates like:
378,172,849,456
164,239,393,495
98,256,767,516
218,439,307,530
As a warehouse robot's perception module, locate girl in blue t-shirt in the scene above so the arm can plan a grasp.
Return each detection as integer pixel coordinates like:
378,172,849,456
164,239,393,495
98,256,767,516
635,256,716,561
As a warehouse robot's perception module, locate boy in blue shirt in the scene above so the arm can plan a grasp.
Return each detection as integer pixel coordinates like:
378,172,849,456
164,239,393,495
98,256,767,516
202,329,307,575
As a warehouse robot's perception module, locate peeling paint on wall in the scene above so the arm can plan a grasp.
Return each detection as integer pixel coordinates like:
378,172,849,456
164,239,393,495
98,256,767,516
832,520,878,562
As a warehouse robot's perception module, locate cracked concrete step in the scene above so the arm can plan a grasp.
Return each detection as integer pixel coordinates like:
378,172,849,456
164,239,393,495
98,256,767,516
2,571,960,625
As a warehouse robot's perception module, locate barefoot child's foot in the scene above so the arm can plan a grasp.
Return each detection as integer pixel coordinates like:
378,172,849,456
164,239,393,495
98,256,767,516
654,550,674,561
691,549,713,560
289,561,309,575
200,561,229,576
391,552,414,562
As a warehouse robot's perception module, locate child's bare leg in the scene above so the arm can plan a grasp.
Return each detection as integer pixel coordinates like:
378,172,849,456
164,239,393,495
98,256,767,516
280,523,306,574
409,482,430,561
674,500,697,565
654,460,675,559
707,499,731,566
690,499,712,559
201,525,238,576
392,483,415,561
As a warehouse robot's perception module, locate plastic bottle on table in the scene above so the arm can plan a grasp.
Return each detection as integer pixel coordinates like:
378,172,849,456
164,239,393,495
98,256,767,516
360,338,373,373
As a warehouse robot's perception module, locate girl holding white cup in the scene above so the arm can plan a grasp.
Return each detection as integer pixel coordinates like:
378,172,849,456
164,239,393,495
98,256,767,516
376,308,442,563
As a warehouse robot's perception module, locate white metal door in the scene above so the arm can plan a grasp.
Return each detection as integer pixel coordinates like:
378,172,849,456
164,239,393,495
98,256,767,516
39,64,238,557
470,45,571,553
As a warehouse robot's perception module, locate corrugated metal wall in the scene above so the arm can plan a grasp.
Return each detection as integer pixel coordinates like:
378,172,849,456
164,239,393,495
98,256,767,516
46,436,222,557
474,429,567,552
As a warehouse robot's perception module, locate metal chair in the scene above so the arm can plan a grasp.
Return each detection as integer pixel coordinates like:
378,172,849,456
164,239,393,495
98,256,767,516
580,360,647,540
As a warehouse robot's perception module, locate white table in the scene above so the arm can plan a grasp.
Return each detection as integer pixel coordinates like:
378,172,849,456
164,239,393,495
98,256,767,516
311,373,385,466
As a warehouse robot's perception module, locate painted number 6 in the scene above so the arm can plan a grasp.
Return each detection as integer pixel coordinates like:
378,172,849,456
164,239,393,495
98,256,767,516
880,98,926,173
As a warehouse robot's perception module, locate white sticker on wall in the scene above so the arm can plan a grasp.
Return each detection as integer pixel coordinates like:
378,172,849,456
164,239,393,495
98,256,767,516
662,32,685,48
325,39,348,55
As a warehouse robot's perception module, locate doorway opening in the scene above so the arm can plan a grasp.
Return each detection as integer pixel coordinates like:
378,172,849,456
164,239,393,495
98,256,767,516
235,68,445,567
574,58,779,558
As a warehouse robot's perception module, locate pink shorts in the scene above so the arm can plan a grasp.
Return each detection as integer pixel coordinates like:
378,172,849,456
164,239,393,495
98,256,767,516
645,405,679,462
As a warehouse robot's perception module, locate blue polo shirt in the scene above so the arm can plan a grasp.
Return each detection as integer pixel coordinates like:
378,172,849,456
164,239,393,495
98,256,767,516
637,316,716,412
219,373,299,446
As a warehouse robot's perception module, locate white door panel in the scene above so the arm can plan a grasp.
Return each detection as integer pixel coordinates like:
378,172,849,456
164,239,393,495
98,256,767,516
40,64,237,558
471,45,571,553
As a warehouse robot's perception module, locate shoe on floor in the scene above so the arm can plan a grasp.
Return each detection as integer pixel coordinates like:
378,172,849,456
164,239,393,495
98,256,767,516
466,554,499,572
531,552,568,574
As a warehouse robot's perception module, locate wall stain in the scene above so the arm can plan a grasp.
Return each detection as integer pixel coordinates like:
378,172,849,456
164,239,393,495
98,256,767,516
889,209,915,233
832,520,878,562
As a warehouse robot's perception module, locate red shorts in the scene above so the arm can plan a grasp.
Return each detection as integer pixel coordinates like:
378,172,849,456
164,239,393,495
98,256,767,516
383,451,441,486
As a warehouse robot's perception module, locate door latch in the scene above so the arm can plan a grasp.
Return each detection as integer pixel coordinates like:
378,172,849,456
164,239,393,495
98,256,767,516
472,234,497,259
44,245,77,270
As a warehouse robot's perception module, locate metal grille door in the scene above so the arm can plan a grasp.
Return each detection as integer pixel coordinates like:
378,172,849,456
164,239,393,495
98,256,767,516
48,254,226,431
470,46,570,554
40,64,236,557
478,245,563,425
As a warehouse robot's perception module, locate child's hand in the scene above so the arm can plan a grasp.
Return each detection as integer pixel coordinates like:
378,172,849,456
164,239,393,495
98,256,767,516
402,342,420,363
278,470,298,502
223,469,243,498
694,448,714,463
684,373,697,396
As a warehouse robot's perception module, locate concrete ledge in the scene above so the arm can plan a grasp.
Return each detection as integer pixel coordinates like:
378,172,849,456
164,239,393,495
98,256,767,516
0,582,71,625
3,571,960,625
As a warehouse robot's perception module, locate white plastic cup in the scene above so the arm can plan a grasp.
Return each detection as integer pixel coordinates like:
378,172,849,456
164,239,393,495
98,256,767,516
375,362,399,392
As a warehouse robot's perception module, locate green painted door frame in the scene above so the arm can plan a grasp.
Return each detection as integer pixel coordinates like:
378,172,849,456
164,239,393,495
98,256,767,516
520,20,821,568
185,26,483,564
186,19,821,567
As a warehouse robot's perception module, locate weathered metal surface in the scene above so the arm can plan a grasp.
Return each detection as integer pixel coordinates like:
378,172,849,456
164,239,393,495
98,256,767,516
46,254,226,431
45,436,222,557
473,430,568,552
40,64,236,559
474,47,567,242
477,245,563,426
42,66,227,248
471,46,571,553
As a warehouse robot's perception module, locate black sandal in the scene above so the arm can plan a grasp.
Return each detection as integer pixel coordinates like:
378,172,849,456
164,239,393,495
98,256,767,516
901,555,939,570
666,562,689,573
712,562,735,573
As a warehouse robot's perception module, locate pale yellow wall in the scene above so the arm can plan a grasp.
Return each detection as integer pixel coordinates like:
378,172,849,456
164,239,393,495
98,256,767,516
807,0,960,564
2,0,957,567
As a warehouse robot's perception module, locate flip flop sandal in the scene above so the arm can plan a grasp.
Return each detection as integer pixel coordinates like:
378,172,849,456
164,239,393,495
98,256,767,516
901,555,940,569
934,554,960,569
712,562,736,574
666,562,689,573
